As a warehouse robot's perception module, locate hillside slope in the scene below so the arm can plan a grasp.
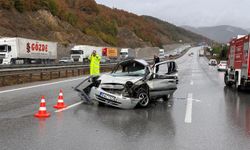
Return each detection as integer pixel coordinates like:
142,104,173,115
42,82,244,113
0,0,206,48
182,25,249,43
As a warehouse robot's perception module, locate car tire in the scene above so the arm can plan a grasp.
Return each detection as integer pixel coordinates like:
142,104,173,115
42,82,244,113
137,88,150,108
98,102,106,106
224,73,232,87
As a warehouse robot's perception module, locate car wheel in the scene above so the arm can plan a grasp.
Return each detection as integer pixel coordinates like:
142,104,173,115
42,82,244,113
137,88,150,108
224,73,232,87
98,102,106,106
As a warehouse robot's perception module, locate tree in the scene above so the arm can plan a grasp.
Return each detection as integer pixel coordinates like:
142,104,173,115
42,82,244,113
14,0,24,13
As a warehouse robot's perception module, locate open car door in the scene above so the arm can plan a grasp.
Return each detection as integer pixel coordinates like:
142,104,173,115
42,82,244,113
148,61,178,97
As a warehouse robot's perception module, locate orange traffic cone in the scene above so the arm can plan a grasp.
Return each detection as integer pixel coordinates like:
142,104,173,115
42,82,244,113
34,96,50,118
54,89,67,109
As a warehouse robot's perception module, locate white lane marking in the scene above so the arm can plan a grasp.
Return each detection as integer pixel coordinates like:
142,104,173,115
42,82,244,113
185,93,193,123
55,101,83,113
190,80,194,85
0,77,83,94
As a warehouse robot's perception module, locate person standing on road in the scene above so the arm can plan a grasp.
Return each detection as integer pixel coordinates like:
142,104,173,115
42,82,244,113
153,54,160,73
89,50,101,76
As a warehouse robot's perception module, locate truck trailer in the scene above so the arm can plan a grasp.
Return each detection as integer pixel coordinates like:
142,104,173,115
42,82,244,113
102,47,118,62
224,35,250,90
0,37,57,64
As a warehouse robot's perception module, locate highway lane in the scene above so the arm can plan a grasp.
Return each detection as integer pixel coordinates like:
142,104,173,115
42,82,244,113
1,47,250,150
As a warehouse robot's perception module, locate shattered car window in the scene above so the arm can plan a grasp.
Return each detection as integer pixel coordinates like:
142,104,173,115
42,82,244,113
112,61,146,76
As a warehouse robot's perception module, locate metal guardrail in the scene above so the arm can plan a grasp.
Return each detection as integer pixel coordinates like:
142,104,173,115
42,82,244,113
0,63,116,87
0,63,117,73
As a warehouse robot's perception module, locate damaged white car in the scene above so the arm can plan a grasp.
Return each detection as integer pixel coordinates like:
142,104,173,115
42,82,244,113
74,59,178,109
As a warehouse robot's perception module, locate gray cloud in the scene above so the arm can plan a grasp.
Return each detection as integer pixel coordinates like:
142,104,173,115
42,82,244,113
95,0,250,28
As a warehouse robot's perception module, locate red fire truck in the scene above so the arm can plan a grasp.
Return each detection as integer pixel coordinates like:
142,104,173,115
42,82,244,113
224,35,250,90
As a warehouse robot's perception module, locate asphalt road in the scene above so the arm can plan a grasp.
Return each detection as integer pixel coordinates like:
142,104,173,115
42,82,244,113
1,47,250,150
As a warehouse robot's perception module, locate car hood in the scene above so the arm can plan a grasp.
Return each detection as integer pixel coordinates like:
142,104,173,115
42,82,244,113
99,74,143,85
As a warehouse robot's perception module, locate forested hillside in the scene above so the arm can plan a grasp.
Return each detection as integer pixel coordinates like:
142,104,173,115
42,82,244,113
0,0,207,47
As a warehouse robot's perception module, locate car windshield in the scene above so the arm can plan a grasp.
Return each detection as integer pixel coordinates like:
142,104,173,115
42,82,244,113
120,52,127,55
0,45,7,52
112,61,146,77
71,50,83,54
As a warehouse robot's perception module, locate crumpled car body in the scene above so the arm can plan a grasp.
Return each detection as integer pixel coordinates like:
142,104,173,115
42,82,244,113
74,59,178,109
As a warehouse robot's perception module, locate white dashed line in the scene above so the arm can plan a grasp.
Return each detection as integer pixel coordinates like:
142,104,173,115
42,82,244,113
185,93,193,123
55,101,83,113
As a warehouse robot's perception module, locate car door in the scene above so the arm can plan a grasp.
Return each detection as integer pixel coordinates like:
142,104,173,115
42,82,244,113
147,61,177,97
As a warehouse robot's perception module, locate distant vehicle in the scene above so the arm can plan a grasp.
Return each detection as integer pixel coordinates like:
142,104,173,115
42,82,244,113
224,35,250,90
70,45,102,63
208,59,217,66
199,49,204,57
164,53,170,58
0,37,57,65
59,57,74,63
217,61,227,71
159,49,165,59
102,47,118,62
172,51,177,56
100,57,110,64
188,52,194,56
120,48,135,60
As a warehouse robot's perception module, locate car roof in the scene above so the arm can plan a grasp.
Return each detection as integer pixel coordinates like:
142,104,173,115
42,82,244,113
120,59,149,66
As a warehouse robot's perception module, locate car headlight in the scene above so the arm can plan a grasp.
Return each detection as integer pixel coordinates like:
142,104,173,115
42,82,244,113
125,81,134,89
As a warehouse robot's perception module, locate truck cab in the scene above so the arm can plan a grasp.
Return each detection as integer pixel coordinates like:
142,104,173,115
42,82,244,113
224,35,250,90
70,47,84,62
120,48,129,59
159,49,165,59
0,38,16,65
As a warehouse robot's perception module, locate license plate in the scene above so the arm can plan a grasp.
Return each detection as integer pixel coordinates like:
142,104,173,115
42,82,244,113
100,92,116,101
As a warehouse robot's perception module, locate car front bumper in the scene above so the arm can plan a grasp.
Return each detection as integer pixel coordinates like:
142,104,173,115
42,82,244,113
89,87,141,109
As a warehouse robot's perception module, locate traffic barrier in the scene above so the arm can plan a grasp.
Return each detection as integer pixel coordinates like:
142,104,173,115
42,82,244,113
54,89,67,109
34,96,50,118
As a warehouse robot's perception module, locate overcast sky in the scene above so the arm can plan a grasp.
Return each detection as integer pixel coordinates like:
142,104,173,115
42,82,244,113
95,0,250,29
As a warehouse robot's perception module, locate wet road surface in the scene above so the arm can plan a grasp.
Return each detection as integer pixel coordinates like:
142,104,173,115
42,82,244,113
1,47,250,150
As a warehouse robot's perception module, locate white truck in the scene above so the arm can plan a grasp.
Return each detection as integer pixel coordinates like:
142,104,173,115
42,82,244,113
199,48,205,57
0,37,57,64
120,48,135,60
159,49,165,59
70,45,102,63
